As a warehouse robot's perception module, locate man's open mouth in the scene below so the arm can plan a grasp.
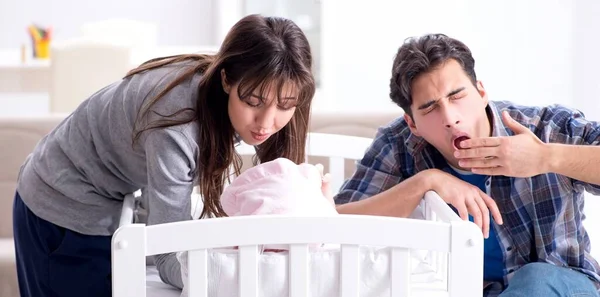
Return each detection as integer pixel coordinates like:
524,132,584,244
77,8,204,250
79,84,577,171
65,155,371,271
453,135,470,150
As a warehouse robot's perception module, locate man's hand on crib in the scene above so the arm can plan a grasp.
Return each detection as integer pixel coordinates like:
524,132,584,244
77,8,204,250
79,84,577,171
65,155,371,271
429,170,503,239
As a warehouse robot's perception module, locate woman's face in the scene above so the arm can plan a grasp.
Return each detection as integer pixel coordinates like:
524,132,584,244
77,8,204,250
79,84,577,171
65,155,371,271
223,71,298,145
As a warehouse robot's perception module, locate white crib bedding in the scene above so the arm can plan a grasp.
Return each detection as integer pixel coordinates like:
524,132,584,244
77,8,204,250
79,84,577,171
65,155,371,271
161,246,448,297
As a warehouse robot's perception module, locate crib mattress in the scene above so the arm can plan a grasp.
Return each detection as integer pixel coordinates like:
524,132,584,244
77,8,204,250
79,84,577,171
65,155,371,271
164,246,449,297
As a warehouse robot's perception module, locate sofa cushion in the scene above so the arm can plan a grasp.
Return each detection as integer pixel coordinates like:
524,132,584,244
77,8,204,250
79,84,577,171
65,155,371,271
0,116,64,238
0,238,18,297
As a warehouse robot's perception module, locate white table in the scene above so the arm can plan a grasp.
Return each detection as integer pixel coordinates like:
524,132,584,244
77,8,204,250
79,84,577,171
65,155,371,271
0,49,50,93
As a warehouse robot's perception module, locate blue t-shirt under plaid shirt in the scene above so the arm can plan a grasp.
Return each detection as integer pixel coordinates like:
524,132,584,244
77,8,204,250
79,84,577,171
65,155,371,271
444,165,504,282
334,101,600,295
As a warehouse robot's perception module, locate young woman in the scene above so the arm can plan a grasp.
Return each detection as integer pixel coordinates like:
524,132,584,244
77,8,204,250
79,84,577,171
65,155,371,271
12,14,315,296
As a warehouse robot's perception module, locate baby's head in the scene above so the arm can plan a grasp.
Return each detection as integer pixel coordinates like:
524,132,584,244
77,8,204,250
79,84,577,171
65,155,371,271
220,158,338,217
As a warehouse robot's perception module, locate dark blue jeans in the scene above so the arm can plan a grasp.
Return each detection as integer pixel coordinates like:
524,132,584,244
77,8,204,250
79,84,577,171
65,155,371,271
12,192,112,297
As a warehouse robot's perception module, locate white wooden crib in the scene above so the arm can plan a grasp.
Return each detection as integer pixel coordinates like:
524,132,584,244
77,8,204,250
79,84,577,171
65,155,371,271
111,133,483,297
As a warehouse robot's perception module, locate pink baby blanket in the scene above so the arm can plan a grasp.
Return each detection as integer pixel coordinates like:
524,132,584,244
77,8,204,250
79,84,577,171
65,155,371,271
220,158,338,251
221,157,337,217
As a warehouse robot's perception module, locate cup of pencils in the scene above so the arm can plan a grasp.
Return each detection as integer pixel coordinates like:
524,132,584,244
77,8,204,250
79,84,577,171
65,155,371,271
27,24,52,59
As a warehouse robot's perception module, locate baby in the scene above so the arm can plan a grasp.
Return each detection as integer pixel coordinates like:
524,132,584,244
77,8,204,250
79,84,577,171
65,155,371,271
220,157,339,251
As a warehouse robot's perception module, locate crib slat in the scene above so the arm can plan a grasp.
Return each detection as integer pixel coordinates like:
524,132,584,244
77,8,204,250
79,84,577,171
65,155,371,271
433,251,448,282
340,244,359,297
390,247,410,297
290,244,310,297
438,252,449,289
187,249,208,297
436,252,443,277
239,245,259,297
329,156,345,193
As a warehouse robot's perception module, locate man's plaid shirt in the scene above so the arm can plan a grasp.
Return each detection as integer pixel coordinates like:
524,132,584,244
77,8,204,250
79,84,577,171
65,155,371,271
334,100,600,295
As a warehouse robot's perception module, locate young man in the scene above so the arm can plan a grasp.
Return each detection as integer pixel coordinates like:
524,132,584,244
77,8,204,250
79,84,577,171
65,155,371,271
334,33,600,296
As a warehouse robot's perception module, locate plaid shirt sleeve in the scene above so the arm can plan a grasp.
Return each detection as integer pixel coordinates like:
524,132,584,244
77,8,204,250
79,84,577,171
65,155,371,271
334,126,404,204
547,106,600,194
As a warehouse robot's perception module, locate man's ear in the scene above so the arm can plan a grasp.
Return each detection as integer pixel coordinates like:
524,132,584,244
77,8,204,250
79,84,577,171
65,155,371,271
476,80,488,105
221,69,230,94
404,113,421,137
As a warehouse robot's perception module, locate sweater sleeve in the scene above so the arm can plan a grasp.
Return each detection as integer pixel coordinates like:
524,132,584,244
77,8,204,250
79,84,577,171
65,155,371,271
154,253,184,288
143,126,197,289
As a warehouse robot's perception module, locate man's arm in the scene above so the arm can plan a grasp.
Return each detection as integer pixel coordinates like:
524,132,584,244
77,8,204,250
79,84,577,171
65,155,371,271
336,169,431,218
457,109,600,191
545,108,600,186
545,144,600,185
333,125,422,218
333,125,502,236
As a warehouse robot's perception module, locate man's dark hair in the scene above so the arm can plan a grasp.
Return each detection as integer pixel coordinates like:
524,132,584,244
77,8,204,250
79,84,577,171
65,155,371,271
389,33,477,117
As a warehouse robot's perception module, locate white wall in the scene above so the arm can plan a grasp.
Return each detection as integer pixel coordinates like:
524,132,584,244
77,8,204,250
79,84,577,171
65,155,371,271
214,0,323,85
320,0,593,114
0,0,217,48
3,0,600,119
573,1,600,259
573,1,600,121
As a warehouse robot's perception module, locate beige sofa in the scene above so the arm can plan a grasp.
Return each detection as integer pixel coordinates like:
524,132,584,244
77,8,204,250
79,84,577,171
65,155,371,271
0,110,400,297
0,115,68,297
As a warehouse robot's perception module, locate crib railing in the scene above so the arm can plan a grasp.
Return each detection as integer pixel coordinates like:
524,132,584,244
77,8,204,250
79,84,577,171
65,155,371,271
112,191,483,297
423,190,464,289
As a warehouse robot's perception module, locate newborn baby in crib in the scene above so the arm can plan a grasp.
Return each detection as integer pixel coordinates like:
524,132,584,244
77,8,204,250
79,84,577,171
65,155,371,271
220,157,339,252
177,158,429,297
221,157,337,216
177,158,340,296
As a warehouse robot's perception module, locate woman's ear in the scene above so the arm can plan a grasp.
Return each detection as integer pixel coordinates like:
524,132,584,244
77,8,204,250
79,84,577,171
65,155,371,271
221,69,230,94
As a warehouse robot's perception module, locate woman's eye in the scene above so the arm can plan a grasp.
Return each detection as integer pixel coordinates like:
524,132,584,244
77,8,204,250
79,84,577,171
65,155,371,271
278,104,296,111
244,98,261,107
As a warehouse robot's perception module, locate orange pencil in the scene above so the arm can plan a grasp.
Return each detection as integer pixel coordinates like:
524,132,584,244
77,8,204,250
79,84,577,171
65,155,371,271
28,25,41,41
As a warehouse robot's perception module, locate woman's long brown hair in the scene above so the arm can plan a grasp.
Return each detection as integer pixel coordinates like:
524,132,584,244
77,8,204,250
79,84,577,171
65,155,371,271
127,14,315,219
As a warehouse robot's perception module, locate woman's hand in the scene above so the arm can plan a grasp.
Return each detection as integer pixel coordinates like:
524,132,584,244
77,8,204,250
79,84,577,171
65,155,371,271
315,164,335,207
